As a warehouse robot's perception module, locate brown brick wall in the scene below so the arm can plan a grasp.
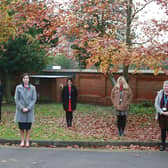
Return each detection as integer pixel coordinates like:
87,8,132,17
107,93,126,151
30,71,167,106
74,72,167,106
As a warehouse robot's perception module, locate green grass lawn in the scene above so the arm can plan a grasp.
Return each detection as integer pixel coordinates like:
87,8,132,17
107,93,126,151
0,103,159,142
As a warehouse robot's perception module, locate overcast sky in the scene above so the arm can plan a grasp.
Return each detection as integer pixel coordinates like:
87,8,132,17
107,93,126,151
135,1,167,44
138,1,166,20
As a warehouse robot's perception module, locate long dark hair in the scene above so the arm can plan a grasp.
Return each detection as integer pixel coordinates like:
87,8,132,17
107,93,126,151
20,73,30,86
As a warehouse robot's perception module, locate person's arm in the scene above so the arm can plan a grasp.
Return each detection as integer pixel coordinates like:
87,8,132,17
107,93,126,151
154,91,164,119
62,86,65,103
163,112,168,116
14,86,24,111
27,86,37,111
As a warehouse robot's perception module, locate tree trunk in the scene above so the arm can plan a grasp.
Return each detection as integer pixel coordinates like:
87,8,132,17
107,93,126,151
123,65,129,82
124,0,133,82
4,72,13,103
108,72,116,86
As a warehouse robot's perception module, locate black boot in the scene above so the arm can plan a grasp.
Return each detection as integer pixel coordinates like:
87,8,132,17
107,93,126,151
118,128,122,136
67,121,70,127
121,128,126,136
160,129,166,151
118,129,125,136
67,120,72,127
160,144,165,151
69,121,72,127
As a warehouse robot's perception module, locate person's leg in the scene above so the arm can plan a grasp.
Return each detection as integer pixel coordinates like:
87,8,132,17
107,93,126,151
69,112,73,127
66,111,69,127
121,115,127,136
117,115,122,136
160,128,166,151
20,129,25,146
66,111,71,127
25,130,31,147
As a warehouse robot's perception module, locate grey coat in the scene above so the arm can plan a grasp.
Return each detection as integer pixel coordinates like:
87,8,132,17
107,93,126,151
155,89,164,120
14,84,37,123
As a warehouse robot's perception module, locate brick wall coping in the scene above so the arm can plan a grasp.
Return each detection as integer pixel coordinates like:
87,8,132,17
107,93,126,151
43,69,165,74
30,75,71,78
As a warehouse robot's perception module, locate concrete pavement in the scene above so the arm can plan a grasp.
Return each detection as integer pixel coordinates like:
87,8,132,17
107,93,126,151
0,146,168,168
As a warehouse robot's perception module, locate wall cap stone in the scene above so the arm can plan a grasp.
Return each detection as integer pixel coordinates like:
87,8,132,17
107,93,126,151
43,69,165,75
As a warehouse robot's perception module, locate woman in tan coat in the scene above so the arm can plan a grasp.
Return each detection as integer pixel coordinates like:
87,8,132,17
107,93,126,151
111,76,133,136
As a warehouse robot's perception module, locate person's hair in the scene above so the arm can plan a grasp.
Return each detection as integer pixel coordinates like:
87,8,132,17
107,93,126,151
115,76,129,89
20,73,30,85
163,80,168,86
67,78,73,83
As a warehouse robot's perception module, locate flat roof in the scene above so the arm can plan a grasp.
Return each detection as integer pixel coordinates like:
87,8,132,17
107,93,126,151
30,75,71,78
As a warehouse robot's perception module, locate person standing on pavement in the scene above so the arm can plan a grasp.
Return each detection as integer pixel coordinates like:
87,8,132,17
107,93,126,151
111,76,133,136
0,80,4,121
155,80,168,151
62,78,77,127
14,73,37,147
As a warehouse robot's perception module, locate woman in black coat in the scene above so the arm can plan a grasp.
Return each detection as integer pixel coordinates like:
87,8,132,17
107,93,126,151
62,78,77,127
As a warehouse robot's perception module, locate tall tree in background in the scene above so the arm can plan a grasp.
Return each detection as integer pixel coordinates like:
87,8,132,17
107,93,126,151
57,0,168,83
0,36,48,102
0,0,167,87
0,0,60,52
0,0,18,43
0,0,61,102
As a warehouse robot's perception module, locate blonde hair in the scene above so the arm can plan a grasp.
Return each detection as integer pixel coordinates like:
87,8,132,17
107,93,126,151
115,76,129,89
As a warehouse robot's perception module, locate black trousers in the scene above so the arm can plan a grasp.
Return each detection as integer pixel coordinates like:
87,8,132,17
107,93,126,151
161,128,167,146
117,115,127,132
66,111,73,127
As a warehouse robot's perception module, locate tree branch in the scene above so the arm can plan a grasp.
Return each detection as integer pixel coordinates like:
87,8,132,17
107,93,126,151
131,0,154,21
132,34,157,45
132,41,149,45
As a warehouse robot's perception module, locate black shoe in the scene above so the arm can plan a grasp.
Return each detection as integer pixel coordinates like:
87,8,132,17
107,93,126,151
67,121,70,127
121,131,125,136
67,121,72,127
118,129,122,136
119,129,125,136
160,145,165,151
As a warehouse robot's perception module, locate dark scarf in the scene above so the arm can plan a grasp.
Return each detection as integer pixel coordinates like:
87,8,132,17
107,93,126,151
160,92,168,110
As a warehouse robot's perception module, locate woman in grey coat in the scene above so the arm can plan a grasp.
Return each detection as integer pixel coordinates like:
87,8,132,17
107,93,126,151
14,73,37,147
155,80,168,151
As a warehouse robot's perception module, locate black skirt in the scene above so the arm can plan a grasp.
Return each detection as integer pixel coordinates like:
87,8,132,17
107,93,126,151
18,122,32,130
159,114,168,129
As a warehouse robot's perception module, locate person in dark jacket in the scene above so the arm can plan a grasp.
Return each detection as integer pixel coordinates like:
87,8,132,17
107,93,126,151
62,78,77,127
155,80,168,151
0,80,4,121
